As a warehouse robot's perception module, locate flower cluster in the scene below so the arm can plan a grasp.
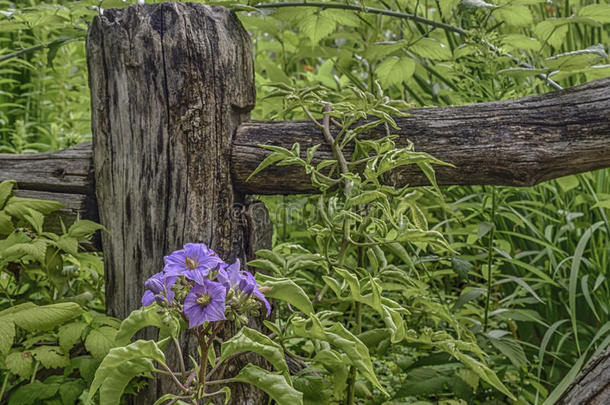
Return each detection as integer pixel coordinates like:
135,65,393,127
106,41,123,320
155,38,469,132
142,243,270,328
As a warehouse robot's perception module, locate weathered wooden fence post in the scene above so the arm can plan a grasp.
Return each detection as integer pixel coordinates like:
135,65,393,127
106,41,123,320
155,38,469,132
86,3,269,402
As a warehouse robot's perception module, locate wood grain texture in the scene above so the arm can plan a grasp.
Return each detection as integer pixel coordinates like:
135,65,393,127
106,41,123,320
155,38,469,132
233,77,610,194
86,3,267,403
556,347,610,405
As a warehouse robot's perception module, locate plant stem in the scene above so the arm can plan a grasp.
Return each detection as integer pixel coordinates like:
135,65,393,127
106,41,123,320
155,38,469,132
483,186,497,332
173,337,187,380
0,372,9,402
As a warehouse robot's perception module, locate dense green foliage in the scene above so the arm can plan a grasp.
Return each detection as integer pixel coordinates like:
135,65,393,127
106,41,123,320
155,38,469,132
0,0,609,404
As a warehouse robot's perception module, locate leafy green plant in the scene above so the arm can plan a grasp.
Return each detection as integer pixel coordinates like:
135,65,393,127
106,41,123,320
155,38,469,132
0,180,122,404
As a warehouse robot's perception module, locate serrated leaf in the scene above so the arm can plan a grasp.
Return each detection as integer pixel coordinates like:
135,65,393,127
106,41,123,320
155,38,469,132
32,346,70,369
85,326,117,360
221,327,290,379
451,257,474,280
233,364,303,405
545,45,607,71
88,340,165,404
534,21,569,49
0,180,16,209
501,34,541,51
114,306,180,347
4,196,64,219
256,274,314,314
323,9,360,27
376,57,416,87
494,5,532,26
59,379,86,405
410,38,452,60
578,4,610,24
0,320,15,355
3,302,83,331
298,13,336,45
8,380,58,405
68,219,105,239
58,321,87,353
5,351,34,378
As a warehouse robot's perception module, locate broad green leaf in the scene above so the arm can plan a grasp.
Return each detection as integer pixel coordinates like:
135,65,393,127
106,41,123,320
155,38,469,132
486,331,528,367
534,21,569,49
546,45,607,71
312,350,349,397
556,175,580,192
85,326,117,360
256,274,314,314
501,34,541,51
220,326,290,379
4,196,64,219
31,346,70,369
59,379,87,405
452,350,516,400
0,180,16,209
58,321,87,353
0,320,15,355
578,4,610,23
494,5,532,26
88,340,165,404
233,364,303,405
409,38,452,60
592,199,610,209
298,13,336,45
8,380,58,405
376,57,416,87
2,302,84,331
68,219,106,239
5,351,34,378
114,306,180,347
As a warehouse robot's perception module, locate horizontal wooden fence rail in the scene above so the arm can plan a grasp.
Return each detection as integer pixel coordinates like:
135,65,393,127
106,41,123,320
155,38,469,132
2,76,610,216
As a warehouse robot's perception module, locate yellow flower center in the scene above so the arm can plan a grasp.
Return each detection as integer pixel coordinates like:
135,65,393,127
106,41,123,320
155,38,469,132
196,294,211,307
185,257,198,270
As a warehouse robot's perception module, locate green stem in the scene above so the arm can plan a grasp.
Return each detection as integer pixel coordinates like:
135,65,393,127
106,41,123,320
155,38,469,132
0,372,9,402
483,186,497,333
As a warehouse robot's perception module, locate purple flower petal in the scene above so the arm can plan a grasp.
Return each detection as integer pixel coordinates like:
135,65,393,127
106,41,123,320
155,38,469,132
183,280,227,328
142,290,155,307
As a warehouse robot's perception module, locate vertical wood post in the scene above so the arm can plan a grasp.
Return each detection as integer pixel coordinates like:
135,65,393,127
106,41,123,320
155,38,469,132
86,3,269,402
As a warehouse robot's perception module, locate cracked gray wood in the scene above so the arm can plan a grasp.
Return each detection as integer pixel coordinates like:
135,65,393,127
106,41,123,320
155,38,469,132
3,77,610,206
86,3,266,403
555,346,610,405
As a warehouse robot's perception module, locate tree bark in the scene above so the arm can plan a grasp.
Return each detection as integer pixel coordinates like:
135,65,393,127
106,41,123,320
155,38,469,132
556,347,610,405
4,77,609,203
233,77,610,194
86,3,267,403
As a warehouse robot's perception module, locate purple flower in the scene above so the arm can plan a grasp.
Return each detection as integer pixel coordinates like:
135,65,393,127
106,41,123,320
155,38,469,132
183,279,227,328
142,271,177,306
164,243,224,278
218,260,271,317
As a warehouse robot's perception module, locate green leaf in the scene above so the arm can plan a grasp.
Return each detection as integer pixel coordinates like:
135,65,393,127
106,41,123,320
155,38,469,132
58,321,87,353
451,257,473,279
114,306,180,347
85,326,117,360
256,274,314,314
31,346,70,369
592,199,610,209
452,350,516,400
0,180,16,209
556,175,580,192
501,34,541,51
220,327,290,379
59,379,87,405
88,340,165,404
409,38,452,60
534,21,569,49
578,4,610,24
298,13,336,45
3,196,64,219
233,364,303,405
2,303,84,332
68,219,106,239
8,381,58,405
494,5,533,26
545,45,607,71
486,331,528,367
376,57,416,87
5,351,34,378
0,320,15,355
